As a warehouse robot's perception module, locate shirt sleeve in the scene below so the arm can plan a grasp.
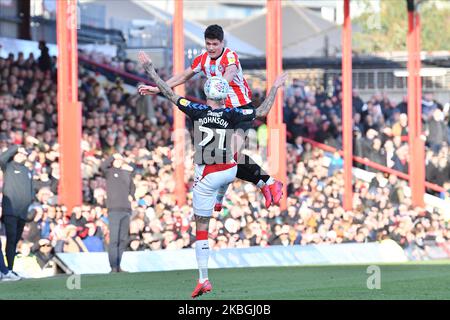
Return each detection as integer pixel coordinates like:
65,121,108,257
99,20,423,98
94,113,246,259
222,50,240,68
176,97,209,120
190,54,203,74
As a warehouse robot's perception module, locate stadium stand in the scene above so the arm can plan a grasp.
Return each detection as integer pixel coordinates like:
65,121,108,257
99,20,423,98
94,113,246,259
0,49,449,277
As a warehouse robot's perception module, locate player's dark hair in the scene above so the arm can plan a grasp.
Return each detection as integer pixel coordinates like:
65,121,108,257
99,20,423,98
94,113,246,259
204,24,224,42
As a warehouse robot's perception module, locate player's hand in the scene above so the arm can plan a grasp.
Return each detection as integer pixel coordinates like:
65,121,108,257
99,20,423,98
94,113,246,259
138,51,152,66
274,72,288,88
138,84,160,95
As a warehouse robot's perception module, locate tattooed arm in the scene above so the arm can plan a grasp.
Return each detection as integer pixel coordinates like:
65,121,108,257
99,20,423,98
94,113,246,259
138,51,180,105
255,73,288,118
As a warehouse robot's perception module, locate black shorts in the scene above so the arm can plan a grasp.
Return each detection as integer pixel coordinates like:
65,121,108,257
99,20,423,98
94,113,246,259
235,103,255,132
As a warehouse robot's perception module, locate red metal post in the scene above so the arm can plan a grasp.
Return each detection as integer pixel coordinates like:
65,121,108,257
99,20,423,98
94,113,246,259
173,0,186,206
414,13,425,207
57,0,82,213
342,0,353,211
407,2,425,207
266,0,287,210
407,9,416,202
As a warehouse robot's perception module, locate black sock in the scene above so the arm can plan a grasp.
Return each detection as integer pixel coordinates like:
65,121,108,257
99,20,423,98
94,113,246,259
236,155,270,185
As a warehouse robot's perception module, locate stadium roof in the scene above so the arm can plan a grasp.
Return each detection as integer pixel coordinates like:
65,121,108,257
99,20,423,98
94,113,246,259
131,0,263,58
133,1,263,58
224,1,343,58
83,0,263,58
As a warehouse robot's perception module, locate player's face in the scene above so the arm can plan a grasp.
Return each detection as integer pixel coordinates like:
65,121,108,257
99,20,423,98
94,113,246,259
205,38,224,59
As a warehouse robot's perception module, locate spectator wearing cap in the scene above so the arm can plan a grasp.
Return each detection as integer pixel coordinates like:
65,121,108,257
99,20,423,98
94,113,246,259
100,153,135,272
34,238,54,269
0,142,37,280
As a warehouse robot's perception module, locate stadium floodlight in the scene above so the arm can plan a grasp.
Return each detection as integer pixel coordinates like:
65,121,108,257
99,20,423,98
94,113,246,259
394,68,447,77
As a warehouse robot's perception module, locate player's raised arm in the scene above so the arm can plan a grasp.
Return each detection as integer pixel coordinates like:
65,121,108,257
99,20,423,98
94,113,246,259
255,73,288,118
138,67,195,96
138,51,180,105
222,64,238,83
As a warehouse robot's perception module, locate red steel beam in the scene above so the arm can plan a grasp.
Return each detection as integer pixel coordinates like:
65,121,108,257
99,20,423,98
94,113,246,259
413,12,425,206
173,0,186,206
57,0,82,213
407,1,425,207
342,0,353,211
266,0,287,210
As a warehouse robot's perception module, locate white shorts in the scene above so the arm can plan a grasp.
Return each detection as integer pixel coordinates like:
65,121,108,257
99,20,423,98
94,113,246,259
193,163,237,217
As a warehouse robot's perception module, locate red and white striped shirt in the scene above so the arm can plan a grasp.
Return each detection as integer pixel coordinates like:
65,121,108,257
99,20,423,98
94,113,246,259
190,48,252,108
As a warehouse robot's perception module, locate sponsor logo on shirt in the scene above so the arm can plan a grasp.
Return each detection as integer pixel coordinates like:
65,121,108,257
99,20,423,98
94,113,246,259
241,109,254,115
179,98,191,107
207,111,223,117
227,52,236,64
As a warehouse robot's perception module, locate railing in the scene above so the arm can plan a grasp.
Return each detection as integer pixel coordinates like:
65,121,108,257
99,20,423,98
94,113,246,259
300,136,446,194
323,68,450,92
79,56,447,194
245,68,450,97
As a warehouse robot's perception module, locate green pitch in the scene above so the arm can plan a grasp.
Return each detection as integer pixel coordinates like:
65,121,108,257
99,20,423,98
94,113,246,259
1,260,449,300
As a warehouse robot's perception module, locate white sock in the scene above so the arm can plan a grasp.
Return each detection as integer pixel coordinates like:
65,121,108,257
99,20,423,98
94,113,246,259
257,180,265,188
265,177,275,186
195,239,209,283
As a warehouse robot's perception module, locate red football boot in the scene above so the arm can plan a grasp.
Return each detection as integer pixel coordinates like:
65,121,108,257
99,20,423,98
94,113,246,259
269,180,283,205
260,185,273,208
214,203,223,212
191,280,212,298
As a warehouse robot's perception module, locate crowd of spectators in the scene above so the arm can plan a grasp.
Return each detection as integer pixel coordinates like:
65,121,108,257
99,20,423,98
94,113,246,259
0,50,449,277
281,76,450,188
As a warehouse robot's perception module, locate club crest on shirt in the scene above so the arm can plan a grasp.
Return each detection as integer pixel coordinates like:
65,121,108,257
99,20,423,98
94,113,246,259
179,98,191,107
218,64,224,73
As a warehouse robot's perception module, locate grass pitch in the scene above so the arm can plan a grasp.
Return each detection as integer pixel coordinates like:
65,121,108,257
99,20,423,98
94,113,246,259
1,260,449,300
